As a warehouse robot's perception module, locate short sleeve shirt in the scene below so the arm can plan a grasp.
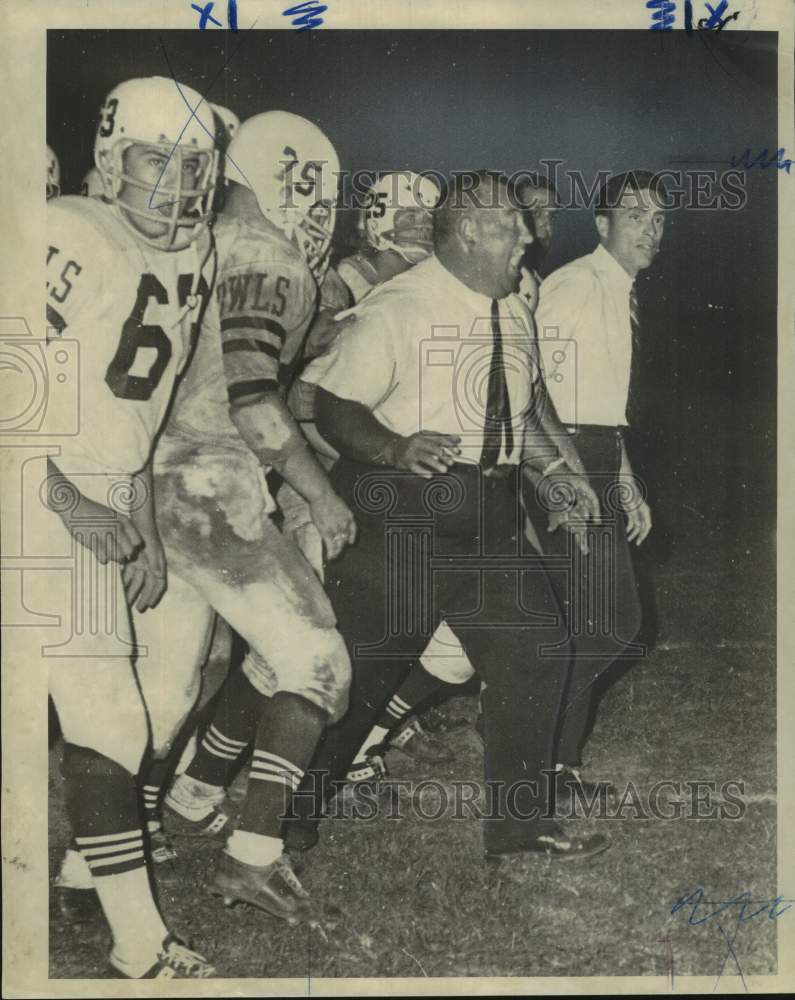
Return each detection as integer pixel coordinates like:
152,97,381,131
302,255,539,466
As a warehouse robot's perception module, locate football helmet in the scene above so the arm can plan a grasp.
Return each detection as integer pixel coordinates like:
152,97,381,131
81,166,104,198
211,103,240,144
47,145,61,200
94,76,218,250
362,172,440,263
225,111,340,281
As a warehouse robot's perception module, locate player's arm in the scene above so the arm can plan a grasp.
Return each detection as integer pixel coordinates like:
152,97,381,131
220,258,355,558
230,387,355,558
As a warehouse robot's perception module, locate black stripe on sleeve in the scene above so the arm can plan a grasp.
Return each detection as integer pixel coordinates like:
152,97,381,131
46,304,67,335
228,378,281,403
222,338,280,361
220,316,287,342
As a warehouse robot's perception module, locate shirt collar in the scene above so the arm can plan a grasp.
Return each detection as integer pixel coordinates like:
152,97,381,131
591,243,635,292
426,254,499,313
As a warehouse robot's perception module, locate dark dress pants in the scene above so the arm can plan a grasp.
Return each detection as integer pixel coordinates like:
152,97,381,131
525,427,644,766
287,458,572,855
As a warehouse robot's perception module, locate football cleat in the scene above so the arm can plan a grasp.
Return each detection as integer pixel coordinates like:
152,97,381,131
162,800,231,841
109,933,215,979
344,752,387,785
388,717,455,764
149,825,179,864
209,850,313,926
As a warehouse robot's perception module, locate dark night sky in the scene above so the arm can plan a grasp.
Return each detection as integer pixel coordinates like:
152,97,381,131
47,28,779,536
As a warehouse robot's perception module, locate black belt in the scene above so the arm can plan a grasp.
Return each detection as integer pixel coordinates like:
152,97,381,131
451,462,517,481
564,424,625,439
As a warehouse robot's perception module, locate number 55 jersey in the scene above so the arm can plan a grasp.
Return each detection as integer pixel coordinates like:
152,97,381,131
46,195,215,498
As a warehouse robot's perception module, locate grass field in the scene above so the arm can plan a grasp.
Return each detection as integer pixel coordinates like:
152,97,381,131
48,505,778,983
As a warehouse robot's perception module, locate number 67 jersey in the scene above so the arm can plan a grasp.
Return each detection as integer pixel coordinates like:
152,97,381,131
46,196,215,494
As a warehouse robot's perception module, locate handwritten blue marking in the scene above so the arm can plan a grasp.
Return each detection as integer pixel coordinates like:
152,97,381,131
702,0,729,28
684,0,694,32
646,0,676,30
190,0,238,31
671,888,794,925
283,1,327,32
730,148,793,174
191,2,222,29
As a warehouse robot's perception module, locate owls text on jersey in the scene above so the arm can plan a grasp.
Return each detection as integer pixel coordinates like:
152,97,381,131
155,213,320,522
46,196,214,489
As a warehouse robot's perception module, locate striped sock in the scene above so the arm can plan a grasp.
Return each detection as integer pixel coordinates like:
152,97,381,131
63,744,167,966
382,694,412,727
142,784,160,832
201,723,249,764
249,749,304,793
185,669,265,788
241,750,305,840
373,664,444,731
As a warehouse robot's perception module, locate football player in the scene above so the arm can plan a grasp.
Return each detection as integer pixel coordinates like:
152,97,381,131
46,145,60,199
337,170,439,302
135,111,355,925
44,76,218,978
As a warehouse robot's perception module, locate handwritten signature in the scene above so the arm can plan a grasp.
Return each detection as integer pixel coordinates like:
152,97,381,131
672,887,793,925
672,889,791,991
730,148,793,174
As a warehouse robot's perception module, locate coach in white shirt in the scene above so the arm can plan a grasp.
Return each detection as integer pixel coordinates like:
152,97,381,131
285,171,611,868
533,169,664,802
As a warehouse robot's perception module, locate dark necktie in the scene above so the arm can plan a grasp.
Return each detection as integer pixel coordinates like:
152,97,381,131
480,298,514,470
627,283,641,426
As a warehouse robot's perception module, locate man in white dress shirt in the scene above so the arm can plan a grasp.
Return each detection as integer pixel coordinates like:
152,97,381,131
533,169,664,805
284,171,610,867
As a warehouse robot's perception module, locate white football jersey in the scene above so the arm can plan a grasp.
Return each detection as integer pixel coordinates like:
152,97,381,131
46,197,215,497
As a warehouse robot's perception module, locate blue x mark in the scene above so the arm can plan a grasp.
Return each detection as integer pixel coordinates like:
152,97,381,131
191,2,223,30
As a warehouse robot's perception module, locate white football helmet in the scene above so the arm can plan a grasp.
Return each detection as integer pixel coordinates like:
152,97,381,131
47,146,61,200
211,103,240,143
81,166,104,198
225,111,340,281
362,172,440,263
94,76,218,250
